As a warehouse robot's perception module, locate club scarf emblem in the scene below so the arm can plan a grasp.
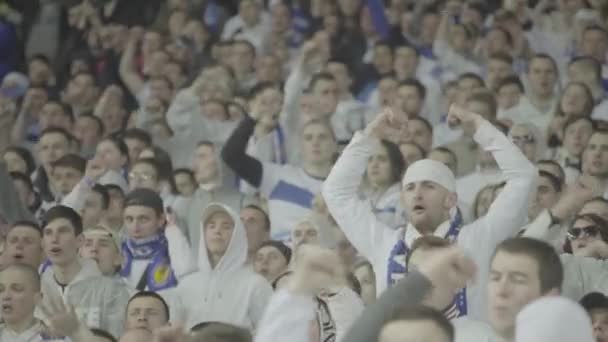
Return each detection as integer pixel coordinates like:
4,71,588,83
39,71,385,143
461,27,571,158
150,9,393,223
386,208,468,317
120,234,177,291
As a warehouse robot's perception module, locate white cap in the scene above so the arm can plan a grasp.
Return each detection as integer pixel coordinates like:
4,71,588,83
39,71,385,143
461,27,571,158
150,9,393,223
402,159,456,193
516,296,594,342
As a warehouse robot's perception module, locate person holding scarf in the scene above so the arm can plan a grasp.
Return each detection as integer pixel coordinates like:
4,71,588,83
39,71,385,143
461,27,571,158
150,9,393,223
120,188,195,296
322,105,537,320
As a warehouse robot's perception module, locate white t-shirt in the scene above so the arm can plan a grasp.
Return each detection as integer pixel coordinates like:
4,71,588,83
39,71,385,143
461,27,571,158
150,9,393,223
259,163,324,240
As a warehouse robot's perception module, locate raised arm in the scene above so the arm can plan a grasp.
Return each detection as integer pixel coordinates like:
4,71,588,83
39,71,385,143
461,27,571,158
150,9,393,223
343,246,477,342
221,116,264,188
322,109,402,260
255,245,347,342
453,105,537,259
119,28,145,99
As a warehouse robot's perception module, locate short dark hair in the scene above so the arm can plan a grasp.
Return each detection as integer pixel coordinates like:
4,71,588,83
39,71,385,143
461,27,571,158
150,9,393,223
190,322,252,342
39,127,72,144
562,115,595,136
466,89,497,120
4,146,36,175
398,78,427,99
28,54,51,67
9,172,35,194
90,328,117,342
52,154,86,174
580,292,608,313
43,205,83,236
492,237,563,293
127,291,170,322
92,184,110,210
308,72,336,92
538,170,562,193
380,140,406,183
243,204,271,231
123,128,152,147
174,168,195,179
132,158,161,179
496,75,524,93
77,114,105,137
100,136,129,163
387,306,454,342
249,81,281,100
487,26,513,46
9,220,42,236
537,159,566,185
458,72,485,88
489,51,514,65
528,53,558,74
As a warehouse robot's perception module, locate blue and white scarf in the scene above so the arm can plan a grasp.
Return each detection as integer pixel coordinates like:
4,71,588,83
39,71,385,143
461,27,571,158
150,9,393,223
386,208,468,317
120,234,177,291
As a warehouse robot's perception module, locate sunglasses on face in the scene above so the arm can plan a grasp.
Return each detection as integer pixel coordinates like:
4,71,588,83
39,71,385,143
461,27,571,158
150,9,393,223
567,226,600,240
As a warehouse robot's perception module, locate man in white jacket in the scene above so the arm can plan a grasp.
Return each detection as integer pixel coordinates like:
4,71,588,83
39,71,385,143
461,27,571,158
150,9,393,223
175,203,272,330
40,205,130,338
322,106,537,319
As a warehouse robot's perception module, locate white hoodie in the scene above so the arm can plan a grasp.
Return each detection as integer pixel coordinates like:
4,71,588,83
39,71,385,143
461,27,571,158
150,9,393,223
175,203,272,330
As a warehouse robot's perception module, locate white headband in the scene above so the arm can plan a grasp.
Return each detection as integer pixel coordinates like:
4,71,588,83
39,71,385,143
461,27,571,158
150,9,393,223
402,159,456,193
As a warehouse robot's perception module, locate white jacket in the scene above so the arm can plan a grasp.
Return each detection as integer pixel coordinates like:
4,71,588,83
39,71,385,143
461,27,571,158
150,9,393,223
40,258,130,338
452,317,495,342
322,121,537,319
255,289,315,342
175,203,272,330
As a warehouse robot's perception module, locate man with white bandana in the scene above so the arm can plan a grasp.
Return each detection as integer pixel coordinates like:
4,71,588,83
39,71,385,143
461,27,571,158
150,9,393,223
322,106,537,320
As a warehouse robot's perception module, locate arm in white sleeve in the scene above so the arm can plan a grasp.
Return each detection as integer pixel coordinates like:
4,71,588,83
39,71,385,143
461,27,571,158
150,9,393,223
459,120,537,263
322,132,396,262
248,279,273,330
254,289,316,342
61,177,95,212
165,223,196,279
281,57,308,138
165,89,201,136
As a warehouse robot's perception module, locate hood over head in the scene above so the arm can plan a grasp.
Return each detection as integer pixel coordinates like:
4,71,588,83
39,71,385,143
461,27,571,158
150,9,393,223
198,203,248,273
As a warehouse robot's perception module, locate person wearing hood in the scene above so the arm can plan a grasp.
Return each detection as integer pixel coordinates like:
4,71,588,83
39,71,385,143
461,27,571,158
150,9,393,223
40,205,130,338
172,141,245,252
175,203,272,330
120,188,195,295
323,106,537,319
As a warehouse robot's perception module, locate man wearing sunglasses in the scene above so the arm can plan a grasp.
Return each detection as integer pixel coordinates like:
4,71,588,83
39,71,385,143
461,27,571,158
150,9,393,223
564,213,608,258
